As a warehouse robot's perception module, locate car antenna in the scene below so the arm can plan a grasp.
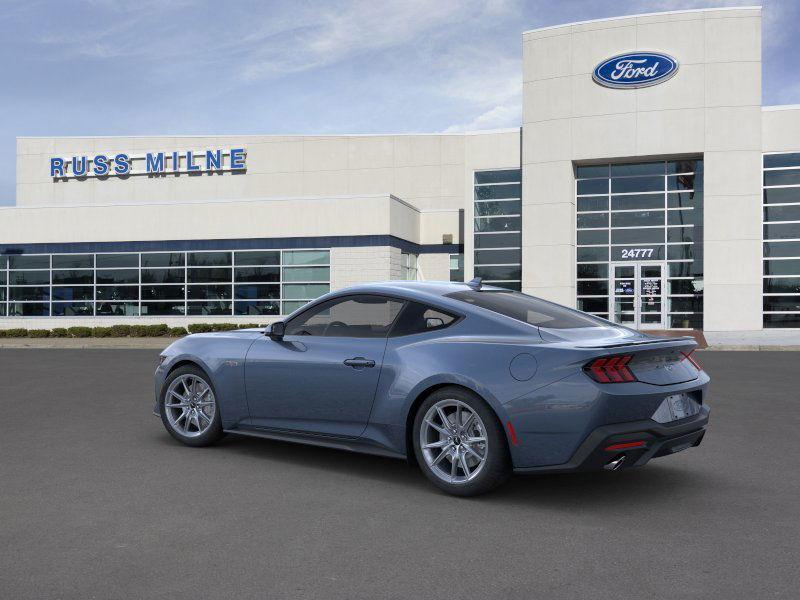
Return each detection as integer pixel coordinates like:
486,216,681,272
467,277,482,290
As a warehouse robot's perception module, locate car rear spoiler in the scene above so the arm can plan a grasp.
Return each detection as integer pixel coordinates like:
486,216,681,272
574,336,697,350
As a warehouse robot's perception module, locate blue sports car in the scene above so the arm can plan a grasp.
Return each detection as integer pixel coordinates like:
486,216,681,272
154,280,710,496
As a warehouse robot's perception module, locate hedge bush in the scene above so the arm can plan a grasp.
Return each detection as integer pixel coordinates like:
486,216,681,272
67,326,93,338
187,323,214,334
50,328,69,338
91,327,113,338
109,324,132,337
4,328,29,338
28,329,51,338
168,327,188,337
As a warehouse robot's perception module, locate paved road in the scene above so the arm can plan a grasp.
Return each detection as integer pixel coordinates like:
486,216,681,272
1,350,798,599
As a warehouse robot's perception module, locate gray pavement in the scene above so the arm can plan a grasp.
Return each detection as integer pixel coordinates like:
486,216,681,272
0,349,798,599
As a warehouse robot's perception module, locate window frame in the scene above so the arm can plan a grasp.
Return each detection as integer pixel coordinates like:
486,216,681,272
283,293,408,339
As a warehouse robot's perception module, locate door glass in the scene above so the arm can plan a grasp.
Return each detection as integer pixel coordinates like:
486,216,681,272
285,295,404,338
639,265,663,327
613,265,635,324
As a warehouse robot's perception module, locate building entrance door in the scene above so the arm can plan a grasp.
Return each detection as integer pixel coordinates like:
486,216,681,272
610,262,666,330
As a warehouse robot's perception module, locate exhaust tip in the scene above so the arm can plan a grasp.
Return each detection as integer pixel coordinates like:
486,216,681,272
604,454,626,471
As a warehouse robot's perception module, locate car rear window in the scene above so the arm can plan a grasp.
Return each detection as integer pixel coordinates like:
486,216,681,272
445,290,603,329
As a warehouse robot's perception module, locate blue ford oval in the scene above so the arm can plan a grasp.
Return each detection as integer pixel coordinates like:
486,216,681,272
593,51,679,89
153,281,710,496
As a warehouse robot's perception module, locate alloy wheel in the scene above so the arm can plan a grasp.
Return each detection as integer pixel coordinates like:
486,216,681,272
164,374,216,438
419,399,488,484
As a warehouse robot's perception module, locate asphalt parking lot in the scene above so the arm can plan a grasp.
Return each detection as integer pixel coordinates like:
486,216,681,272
1,349,798,599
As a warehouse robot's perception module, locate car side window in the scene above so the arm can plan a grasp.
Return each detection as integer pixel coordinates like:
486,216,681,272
389,301,458,337
284,295,405,338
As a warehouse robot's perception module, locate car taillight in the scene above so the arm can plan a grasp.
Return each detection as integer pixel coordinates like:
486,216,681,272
584,354,636,383
681,350,702,371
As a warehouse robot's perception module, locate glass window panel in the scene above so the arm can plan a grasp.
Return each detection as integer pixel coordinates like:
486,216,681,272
764,241,800,258
667,174,700,191
669,296,703,312
282,300,309,315
187,301,233,316
141,253,185,268
52,254,93,269
611,176,663,194
234,251,280,266
474,233,521,249
474,184,521,200
764,314,800,327
611,228,664,244
9,270,50,285
96,269,138,284
577,213,608,228
491,281,522,291
187,285,232,300
141,285,185,300
668,262,696,277
669,314,703,328
0,272,5,286
474,249,521,265
667,245,694,261
611,194,664,210
611,162,664,177
187,267,231,283
577,264,608,279
8,302,49,316
763,296,800,312
0,255,6,269
577,298,608,313
668,279,703,295
764,259,800,276
668,191,702,209
576,179,608,195
764,223,800,240
577,281,608,295
96,302,138,316
52,270,93,284
9,255,49,269
53,286,94,301
141,268,185,284
0,289,4,302
763,187,800,204
763,277,800,294
577,230,608,245
667,227,694,243
96,286,138,301
611,210,665,227
764,205,800,223
577,247,609,262
140,302,185,316
96,254,137,268
187,251,231,266
235,301,280,316
576,165,608,178
282,266,330,282
474,170,520,184
764,153,800,169
283,250,329,266
10,287,50,301
667,160,702,174
285,295,404,338
474,216,520,232
234,284,280,300
474,200,521,216
282,283,330,300
577,197,608,212
474,265,521,280
0,304,5,316
52,302,94,317
764,170,800,187
667,209,699,226
234,266,280,282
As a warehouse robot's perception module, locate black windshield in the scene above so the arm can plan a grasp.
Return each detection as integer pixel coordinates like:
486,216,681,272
446,290,604,329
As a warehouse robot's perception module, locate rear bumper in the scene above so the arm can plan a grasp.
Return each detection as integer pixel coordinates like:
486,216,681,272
513,404,709,474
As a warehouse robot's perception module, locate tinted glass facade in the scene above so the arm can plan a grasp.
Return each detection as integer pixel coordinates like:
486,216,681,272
473,169,522,291
575,159,704,328
0,249,330,318
763,152,800,327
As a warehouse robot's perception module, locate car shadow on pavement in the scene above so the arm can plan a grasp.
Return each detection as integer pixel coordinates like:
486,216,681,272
152,430,720,506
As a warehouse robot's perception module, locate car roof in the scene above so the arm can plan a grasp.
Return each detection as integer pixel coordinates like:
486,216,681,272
330,280,509,304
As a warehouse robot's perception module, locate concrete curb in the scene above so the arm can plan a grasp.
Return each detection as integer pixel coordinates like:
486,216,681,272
0,338,175,349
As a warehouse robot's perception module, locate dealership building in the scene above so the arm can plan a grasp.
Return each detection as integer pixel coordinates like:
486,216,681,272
2,6,800,338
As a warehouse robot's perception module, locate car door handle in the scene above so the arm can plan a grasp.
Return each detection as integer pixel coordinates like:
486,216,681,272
343,357,376,369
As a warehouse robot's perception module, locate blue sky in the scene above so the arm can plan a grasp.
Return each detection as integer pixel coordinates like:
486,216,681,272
1,0,798,206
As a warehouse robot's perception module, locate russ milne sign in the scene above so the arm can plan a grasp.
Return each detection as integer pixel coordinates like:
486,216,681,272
50,148,246,179
593,52,678,89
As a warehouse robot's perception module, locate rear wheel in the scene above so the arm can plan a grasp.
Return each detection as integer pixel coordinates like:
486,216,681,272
160,365,224,447
412,387,511,496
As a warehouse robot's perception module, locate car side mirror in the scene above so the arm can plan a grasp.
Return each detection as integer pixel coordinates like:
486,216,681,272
268,321,285,340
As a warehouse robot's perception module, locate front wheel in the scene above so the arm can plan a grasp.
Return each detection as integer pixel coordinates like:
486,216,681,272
160,365,224,447
412,387,511,496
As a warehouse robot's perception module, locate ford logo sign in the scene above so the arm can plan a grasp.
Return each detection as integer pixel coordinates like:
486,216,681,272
593,52,678,89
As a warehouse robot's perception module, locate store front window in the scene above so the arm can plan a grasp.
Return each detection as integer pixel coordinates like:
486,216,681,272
474,169,522,290
576,159,704,329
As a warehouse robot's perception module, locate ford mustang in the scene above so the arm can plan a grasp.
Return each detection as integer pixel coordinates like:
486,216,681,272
154,280,710,496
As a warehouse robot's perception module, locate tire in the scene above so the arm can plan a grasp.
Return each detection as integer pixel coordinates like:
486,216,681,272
159,365,225,447
412,386,511,496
